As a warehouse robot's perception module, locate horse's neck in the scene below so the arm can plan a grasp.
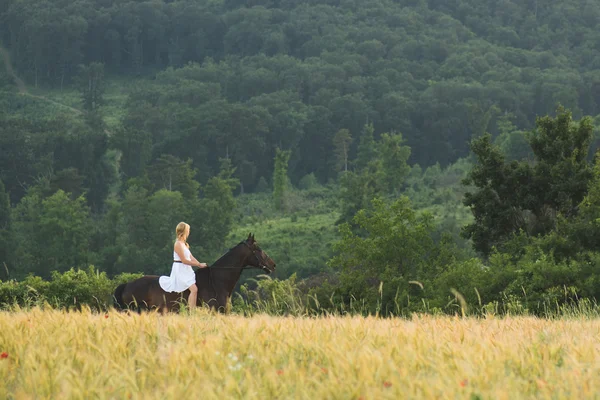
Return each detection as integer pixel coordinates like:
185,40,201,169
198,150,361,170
212,247,246,268
211,246,248,293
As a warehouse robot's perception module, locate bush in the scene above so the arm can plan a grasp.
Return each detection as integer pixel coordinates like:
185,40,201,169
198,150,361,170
255,176,269,193
0,266,143,311
234,274,309,316
298,173,319,190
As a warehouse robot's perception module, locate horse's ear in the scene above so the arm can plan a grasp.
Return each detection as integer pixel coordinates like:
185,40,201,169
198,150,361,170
251,233,255,241
247,232,252,240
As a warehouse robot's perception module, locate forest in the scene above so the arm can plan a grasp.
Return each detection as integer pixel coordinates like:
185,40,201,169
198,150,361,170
1,0,600,315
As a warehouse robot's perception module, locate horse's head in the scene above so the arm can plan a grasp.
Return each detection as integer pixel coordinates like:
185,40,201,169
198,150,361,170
244,233,276,274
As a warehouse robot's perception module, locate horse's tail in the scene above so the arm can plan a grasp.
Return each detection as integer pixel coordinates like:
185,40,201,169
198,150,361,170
113,283,127,310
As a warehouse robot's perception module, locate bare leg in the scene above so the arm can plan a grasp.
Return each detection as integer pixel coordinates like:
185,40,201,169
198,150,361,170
188,284,198,311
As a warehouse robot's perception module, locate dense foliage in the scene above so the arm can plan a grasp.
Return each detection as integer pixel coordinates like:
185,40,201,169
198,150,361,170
1,0,600,315
3,0,600,187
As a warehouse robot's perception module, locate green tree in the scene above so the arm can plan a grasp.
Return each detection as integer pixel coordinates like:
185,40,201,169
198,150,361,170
0,179,10,279
110,127,153,179
379,132,411,195
554,154,600,259
146,190,189,263
273,148,291,211
495,122,533,162
12,190,90,279
332,129,353,173
462,107,594,257
146,154,200,198
76,62,105,112
49,168,85,199
338,169,381,226
354,123,378,171
111,185,166,275
528,107,594,218
329,196,449,315
189,159,240,254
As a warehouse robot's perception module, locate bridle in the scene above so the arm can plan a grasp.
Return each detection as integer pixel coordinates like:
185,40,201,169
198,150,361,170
242,240,272,273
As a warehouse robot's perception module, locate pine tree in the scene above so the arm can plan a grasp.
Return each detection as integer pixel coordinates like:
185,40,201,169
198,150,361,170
0,179,10,279
332,129,353,173
273,148,291,211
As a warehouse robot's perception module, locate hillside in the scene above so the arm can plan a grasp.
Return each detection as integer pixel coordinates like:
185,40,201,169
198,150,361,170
2,0,600,188
2,0,600,316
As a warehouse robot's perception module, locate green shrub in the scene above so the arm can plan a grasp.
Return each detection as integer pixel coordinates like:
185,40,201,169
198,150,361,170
298,173,319,190
0,267,143,311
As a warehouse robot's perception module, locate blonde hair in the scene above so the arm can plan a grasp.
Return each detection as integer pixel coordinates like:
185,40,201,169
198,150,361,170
176,222,190,248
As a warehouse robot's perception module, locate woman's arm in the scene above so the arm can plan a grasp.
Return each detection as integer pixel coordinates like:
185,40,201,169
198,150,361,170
174,242,201,267
191,254,208,268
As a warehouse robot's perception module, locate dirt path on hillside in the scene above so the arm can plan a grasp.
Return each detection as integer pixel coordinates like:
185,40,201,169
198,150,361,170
0,45,116,135
1,45,84,115
0,45,27,93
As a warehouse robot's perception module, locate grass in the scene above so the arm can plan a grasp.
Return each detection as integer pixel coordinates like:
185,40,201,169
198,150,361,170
1,308,599,399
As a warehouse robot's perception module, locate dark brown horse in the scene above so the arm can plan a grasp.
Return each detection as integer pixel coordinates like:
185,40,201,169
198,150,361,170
113,234,276,313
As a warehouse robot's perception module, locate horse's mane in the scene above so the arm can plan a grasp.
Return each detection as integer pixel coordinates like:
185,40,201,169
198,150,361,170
207,241,247,268
194,241,247,293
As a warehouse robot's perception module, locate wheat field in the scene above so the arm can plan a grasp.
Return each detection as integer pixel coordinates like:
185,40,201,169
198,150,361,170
1,308,599,400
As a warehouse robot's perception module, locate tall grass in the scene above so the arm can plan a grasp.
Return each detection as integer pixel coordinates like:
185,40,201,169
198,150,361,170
1,308,599,399
235,276,600,320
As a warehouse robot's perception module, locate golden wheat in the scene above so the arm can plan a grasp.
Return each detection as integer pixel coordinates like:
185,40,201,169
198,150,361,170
1,308,599,399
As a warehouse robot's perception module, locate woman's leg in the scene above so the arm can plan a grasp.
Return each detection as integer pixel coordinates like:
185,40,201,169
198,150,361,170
188,284,198,310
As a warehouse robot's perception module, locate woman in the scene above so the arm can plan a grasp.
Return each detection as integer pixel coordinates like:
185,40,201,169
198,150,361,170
159,222,208,310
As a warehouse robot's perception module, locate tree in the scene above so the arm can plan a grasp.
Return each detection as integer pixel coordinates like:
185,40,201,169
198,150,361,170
528,107,594,218
11,190,91,279
332,129,353,173
273,148,291,211
189,158,240,254
147,154,200,198
462,107,594,257
110,127,153,179
0,118,47,203
0,179,10,279
146,190,188,259
329,196,448,315
111,185,154,274
338,169,382,225
76,62,105,112
379,132,411,195
355,123,378,171
49,168,85,199
494,113,533,161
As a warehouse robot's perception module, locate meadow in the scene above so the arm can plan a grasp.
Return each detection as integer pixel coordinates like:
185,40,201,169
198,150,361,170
1,308,599,399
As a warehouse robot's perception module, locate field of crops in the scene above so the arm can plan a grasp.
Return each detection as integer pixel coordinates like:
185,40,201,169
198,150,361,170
1,308,599,399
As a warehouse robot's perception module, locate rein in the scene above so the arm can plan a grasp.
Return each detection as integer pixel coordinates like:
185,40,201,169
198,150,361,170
203,240,267,271
206,265,255,270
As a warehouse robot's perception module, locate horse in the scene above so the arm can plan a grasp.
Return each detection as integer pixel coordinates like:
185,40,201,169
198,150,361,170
112,233,276,313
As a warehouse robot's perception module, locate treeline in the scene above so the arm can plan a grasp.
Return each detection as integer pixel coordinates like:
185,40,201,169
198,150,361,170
2,0,600,187
307,107,600,316
2,0,600,315
0,109,242,279
3,109,600,316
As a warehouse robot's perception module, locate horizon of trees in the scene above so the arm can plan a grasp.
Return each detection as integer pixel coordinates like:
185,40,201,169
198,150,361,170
2,0,600,194
1,0,600,314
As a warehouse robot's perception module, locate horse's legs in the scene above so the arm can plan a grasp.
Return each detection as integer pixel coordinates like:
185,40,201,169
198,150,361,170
198,288,216,311
216,294,229,314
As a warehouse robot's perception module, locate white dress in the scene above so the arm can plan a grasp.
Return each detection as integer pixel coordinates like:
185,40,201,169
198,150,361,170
159,247,196,293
